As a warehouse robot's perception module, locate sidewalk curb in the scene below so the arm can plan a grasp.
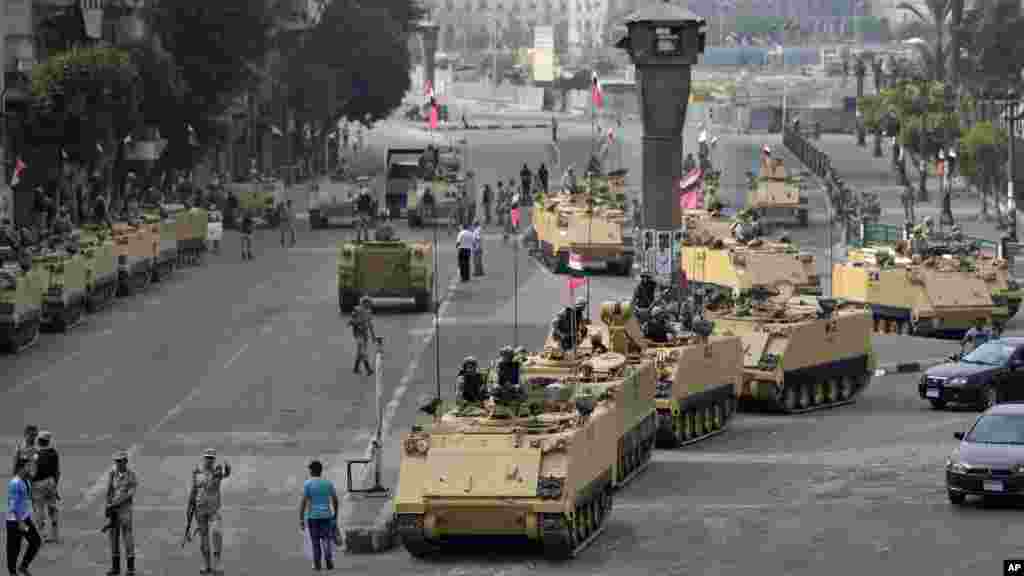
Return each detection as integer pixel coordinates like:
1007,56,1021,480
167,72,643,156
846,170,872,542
873,355,950,377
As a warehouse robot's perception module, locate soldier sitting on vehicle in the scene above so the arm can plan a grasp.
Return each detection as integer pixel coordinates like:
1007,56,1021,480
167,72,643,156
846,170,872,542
590,332,609,354
731,210,760,243
494,346,523,399
456,357,487,404
633,273,658,310
642,306,674,343
551,297,589,352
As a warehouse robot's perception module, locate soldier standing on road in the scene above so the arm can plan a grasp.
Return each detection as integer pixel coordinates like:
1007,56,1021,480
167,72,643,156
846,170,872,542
482,183,493,226
456,224,472,282
279,200,296,248
7,456,41,576
537,163,549,196
189,449,231,575
350,297,376,376
240,211,254,261
30,432,59,544
472,221,485,277
105,450,137,576
11,426,37,476
520,163,533,199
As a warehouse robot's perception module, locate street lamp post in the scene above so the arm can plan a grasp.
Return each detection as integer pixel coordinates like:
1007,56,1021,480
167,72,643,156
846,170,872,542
855,58,866,147
915,78,929,202
1005,90,1019,241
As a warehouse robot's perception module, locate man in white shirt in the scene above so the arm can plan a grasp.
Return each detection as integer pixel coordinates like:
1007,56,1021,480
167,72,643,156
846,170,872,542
455,224,472,282
472,222,484,277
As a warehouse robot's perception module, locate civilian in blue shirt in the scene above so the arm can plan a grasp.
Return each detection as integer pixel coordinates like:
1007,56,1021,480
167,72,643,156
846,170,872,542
6,457,41,576
299,460,339,572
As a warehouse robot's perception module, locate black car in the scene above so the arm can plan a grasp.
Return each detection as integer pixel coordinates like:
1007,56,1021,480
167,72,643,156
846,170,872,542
919,338,1024,410
946,402,1024,504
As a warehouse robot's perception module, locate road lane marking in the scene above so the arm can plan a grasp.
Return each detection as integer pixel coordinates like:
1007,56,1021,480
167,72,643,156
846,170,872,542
12,329,115,394
76,339,257,511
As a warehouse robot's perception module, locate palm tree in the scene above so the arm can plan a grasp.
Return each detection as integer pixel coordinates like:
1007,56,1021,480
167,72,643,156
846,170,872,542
897,0,951,82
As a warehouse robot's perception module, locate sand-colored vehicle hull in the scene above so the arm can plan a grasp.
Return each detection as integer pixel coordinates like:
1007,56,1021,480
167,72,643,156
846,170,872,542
79,227,119,312
112,222,154,297
833,248,1007,337
747,156,808,227
709,298,875,413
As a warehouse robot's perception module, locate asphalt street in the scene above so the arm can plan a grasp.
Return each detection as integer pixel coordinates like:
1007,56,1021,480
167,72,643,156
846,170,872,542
0,111,1018,576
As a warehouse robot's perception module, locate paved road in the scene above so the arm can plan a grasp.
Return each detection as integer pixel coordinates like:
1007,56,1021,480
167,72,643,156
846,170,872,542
1,111,1014,575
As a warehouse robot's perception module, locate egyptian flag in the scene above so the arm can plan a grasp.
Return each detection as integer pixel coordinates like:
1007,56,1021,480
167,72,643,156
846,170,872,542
9,158,26,187
591,71,603,109
568,251,587,290
679,167,704,210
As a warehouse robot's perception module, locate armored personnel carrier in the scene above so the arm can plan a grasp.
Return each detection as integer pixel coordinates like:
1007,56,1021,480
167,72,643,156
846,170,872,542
394,345,655,560
746,154,808,227
336,226,432,313
141,208,178,281
36,242,89,332
0,251,43,353
848,222,1022,322
598,300,743,447
531,174,633,275
706,290,874,413
309,176,363,229
79,227,118,312
681,210,819,300
112,222,153,296
833,245,1007,336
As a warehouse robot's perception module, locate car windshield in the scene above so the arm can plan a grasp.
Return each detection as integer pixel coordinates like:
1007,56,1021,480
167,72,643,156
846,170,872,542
966,414,1024,444
962,341,1014,366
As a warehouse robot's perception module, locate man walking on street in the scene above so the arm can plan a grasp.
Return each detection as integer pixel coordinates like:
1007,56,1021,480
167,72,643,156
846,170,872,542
12,427,37,476
7,457,40,576
105,451,137,576
240,212,254,261
30,432,58,544
537,163,549,196
520,163,533,199
456,224,472,282
189,449,231,575
350,296,376,376
472,221,485,277
279,200,296,248
300,460,339,571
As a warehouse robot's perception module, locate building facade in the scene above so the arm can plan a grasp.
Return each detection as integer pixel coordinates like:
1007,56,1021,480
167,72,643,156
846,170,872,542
422,0,608,58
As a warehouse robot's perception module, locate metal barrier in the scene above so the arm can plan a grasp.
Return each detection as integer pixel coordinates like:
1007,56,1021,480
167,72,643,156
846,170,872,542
783,126,832,180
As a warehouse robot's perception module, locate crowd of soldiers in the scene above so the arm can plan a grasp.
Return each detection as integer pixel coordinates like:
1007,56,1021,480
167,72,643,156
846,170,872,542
6,425,240,575
455,345,528,411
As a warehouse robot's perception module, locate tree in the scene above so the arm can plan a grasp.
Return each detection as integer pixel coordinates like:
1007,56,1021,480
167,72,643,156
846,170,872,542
960,0,1024,96
960,121,1005,216
146,0,275,169
897,0,951,82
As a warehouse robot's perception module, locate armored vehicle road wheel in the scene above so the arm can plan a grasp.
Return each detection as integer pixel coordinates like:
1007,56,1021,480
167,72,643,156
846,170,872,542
339,290,358,314
6,318,40,354
948,491,966,505
780,383,800,412
56,302,84,333
834,376,850,401
414,290,432,313
309,210,322,229
803,382,817,407
396,514,436,558
980,386,999,411
797,209,809,227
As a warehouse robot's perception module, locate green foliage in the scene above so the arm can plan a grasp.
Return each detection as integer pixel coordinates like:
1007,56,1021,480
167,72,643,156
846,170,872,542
30,46,134,107
879,80,960,156
958,121,1005,183
857,94,884,131
960,0,1024,94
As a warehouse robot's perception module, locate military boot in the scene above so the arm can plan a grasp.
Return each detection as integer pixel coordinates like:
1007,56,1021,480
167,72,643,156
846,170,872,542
125,556,136,576
107,555,120,575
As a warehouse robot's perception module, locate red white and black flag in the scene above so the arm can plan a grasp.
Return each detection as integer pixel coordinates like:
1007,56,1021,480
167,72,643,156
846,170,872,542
425,80,439,130
568,251,587,290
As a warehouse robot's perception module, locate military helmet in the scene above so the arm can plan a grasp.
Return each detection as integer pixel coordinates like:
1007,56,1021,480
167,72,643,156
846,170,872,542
500,345,514,358
113,450,129,462
203,448,217,459
360,296,371,305
514,346,526,356
463,356,477,367
575,296,587,309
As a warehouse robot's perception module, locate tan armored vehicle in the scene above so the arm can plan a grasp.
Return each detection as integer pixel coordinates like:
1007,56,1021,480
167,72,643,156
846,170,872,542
35,245,89,332
681,210,819,299
531,181,633,275
746,154,808,227
0,254,44,353
141,208,178,280
598,301,743,447
707,292,874,413
79,227,118,312
309,176,363,229
394,346,656,560
112,222,153,296
833,246,1007,336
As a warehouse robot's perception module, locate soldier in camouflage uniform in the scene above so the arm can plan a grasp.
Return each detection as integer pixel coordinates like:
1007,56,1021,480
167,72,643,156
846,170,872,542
12,425,37,475
189,448,231,575
350,296,376,375
105,450,137,575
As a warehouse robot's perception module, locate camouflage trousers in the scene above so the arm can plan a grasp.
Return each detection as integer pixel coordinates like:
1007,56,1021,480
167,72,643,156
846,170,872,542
195,511,223,572
354,336,373,374
107,506,134,559
31,478,59,541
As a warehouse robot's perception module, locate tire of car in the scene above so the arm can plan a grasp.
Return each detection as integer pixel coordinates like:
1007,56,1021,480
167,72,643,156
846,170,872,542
947,491,966,506
979,385,999,411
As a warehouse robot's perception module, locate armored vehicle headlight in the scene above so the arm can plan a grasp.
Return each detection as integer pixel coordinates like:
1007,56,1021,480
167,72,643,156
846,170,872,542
404,436,430,456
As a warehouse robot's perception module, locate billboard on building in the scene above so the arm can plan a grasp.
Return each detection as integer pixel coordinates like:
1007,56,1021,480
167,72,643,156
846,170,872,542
533,26,555,82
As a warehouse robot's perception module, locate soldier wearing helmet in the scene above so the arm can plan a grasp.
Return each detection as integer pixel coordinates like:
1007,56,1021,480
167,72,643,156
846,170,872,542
188,448,231,575
551,297,588,352
494,345,526,406
633,272,658,310
350,297,376,375
643,305,673,342
457,357,486,404
105,450,137,575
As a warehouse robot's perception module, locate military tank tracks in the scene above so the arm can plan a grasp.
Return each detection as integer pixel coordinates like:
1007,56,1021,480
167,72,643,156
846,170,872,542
656,396,735,448
616,415,656,487
2,314,40,354
540,485,614,560
86,277,118,313
41,299,86,333
745,373,871,414
118,262,152,297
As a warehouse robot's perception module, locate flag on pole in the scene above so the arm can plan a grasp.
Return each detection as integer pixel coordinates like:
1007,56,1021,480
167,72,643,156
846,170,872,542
424,80,434,102
429,101,439,130
510,207,520,227
591,71,603,109
568,251,587,289
9,158,26,187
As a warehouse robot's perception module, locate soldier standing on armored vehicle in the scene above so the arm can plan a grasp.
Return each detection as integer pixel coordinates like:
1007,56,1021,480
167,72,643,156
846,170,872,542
552,297,588,352
456,357,487,404
105,450,137,575
633,273,658,310
350,296,376,375
493,346,526,407
188,449,231,575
